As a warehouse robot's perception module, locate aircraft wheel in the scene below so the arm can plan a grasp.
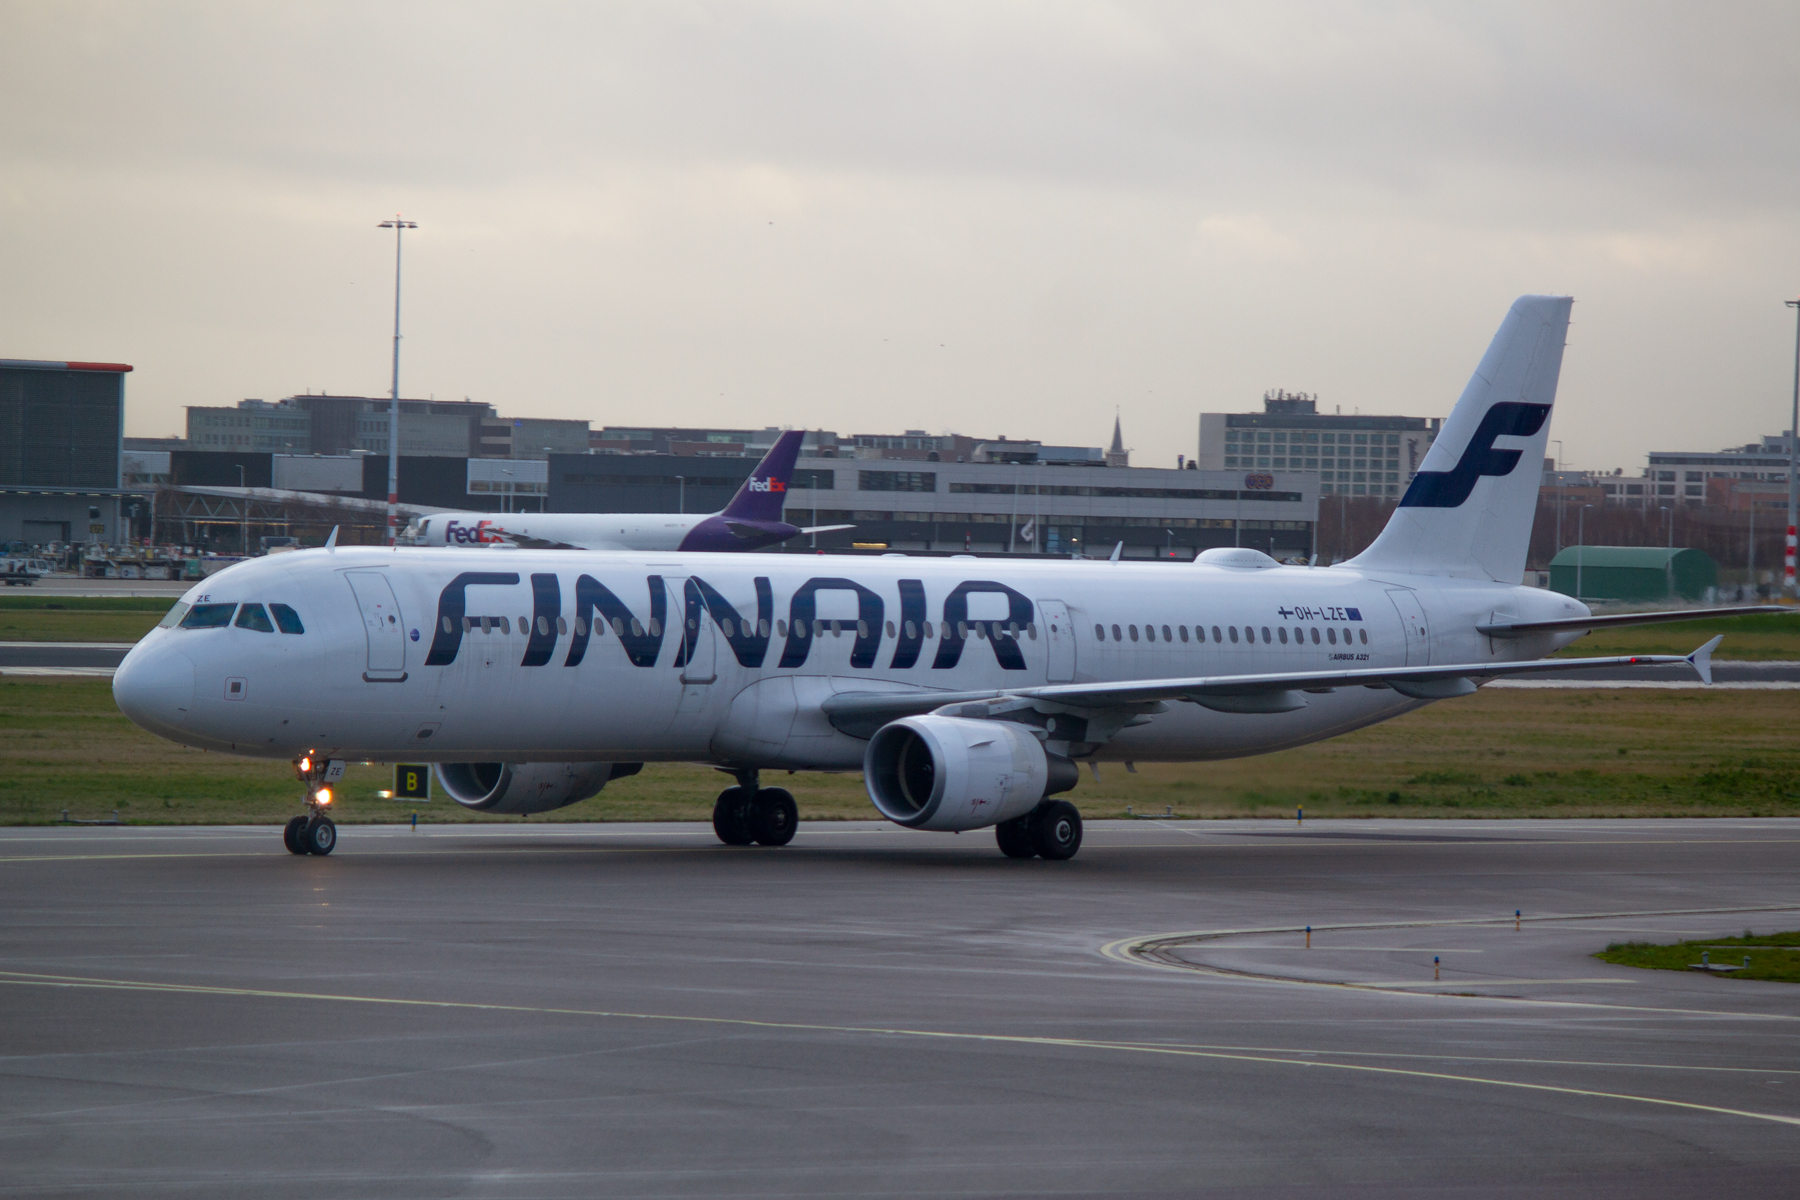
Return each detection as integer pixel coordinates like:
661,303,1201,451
749,788,798,847
303,816,337,857
712,787,755,846
283,815,309,855
995,815,1035,859
1030,801,1082,861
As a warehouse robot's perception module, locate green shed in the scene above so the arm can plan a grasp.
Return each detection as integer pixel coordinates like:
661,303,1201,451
1547,546,1716,602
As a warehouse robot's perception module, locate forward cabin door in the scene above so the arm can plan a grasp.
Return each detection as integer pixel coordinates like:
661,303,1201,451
1037,599,1076,683
345,570,408,681
1385,588,1430,667
673,578,717,684
669,577,717,728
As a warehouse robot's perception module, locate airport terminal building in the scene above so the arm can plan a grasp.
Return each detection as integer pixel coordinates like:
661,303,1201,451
0,358,136,545
552,451,1318,559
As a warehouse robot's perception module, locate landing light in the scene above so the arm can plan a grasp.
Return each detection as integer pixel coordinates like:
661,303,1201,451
315,788,333,806
298,756,312,774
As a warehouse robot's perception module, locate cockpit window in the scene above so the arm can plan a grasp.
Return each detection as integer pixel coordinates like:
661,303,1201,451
157,602,191,629
269,603,305,635
179,603,237,629
235,604,276,633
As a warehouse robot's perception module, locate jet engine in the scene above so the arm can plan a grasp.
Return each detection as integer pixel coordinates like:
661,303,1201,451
433,761,642,815
863,715,1078,832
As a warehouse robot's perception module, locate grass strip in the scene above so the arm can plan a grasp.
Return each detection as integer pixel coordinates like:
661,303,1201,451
1597,931,1800,983
4,678,1800,825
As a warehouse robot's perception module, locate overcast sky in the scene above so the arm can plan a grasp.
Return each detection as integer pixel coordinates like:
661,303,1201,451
4,2,1798,470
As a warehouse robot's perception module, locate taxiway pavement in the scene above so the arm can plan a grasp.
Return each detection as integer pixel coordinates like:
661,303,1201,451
2,818,1798,1197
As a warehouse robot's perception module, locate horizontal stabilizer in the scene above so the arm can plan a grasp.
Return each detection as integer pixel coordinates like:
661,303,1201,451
798,524,856,535
1478,605,1790,637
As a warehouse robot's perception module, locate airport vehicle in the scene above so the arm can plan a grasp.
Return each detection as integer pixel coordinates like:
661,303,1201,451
1,558,50,586
399,429,851,552
113,296,1781,860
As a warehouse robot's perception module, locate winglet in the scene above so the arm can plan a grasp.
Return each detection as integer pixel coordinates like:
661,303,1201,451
1686,635,1723,685
1109,541,1124,563
324,525,339,550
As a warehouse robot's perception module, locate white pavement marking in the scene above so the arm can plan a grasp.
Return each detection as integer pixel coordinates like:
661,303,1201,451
1,667,116,678
4,969,1799,1131
1490,680,1800,690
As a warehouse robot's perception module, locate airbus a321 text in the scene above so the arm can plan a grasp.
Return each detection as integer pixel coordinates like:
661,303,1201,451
113,297,1786,859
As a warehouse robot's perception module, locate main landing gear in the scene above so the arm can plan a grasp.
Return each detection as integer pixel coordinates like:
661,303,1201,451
711,770,798,848
995,800,1083,861
285,754,339,856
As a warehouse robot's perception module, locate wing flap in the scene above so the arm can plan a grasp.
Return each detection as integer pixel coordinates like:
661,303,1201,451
819,648,1706,732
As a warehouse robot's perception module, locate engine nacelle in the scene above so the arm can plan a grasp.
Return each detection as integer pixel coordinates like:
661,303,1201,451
433,761,642,815
863,715,1077,832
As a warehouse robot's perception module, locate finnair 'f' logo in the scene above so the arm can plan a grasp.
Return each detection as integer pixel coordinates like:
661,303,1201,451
1398,402,1550,509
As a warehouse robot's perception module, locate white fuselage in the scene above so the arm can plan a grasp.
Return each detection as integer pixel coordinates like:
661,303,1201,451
114,546,1587,770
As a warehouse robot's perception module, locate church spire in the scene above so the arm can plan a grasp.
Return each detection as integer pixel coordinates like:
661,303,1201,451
1105,411,1129,467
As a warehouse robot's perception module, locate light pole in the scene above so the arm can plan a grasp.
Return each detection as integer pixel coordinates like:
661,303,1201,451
1576,504,1594,600
1008,462,1021,554
378,215,417,546
1749,482,1758,599
1785,299,1799,601
1551,440,1564,554
236,465,248,554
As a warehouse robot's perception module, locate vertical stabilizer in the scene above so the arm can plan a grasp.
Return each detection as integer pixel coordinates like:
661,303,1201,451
719,429,805,522
1348,295,1571,583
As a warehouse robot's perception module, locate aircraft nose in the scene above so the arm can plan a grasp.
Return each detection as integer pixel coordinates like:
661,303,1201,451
112,641,196,733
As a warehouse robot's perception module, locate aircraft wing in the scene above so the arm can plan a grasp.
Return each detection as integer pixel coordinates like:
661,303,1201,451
488,529,589,551
1477,606,1790,637
821,639,1722,732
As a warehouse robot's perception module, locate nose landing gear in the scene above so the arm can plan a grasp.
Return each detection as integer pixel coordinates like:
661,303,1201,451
285,755,341,856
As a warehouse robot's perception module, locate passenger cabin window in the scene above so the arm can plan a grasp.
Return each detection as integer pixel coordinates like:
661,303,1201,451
1211,626,1222,643
234,604,275,633
1359,629,1368,644
1228,626,1239,643
1327,628,1337,644
179,603,237,629
1111,624,1122,641
1179,626,1189,643
157,602,190,629
1128,625,1139,642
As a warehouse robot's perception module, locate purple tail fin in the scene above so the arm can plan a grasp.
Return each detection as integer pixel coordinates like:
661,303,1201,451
719,429,805,522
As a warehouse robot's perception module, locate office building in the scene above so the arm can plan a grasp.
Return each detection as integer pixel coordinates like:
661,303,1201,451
1195,391,1442,499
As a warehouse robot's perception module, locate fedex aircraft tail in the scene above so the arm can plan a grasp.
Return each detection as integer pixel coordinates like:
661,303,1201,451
719,429,805,523
1349,295,1572,584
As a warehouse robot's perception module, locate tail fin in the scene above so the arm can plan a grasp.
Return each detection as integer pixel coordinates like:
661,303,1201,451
719,429,805,522
1348,295,1571,583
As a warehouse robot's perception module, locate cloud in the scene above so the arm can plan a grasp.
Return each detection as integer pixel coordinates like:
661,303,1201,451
2,1,1798,466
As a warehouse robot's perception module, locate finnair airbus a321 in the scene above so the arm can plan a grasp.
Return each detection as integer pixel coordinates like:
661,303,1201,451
113,297,1776,860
